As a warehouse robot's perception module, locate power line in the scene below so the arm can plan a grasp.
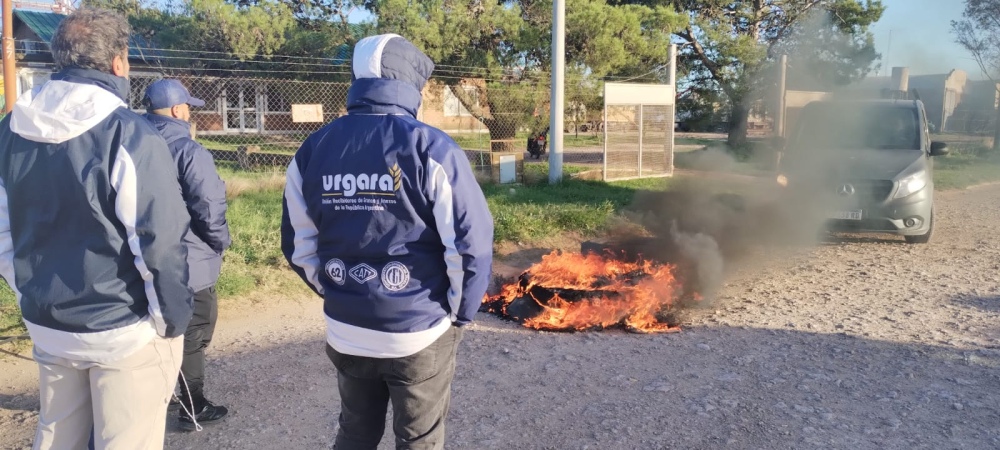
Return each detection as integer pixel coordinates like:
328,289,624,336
17,39,510,73
16,40,607,83
604,64,668,82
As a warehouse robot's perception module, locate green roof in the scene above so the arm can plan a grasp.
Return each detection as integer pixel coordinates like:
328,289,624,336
14,10,61,43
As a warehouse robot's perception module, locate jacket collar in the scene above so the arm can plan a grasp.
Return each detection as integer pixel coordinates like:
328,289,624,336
50,67,131,104
143,113,191,143
346,78,421,117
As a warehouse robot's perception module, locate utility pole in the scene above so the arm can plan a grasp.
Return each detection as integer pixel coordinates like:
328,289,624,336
548,0,565,184
2,0,16,114
775,54,787,138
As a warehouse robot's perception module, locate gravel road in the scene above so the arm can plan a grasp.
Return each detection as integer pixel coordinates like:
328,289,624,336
3,183,1000,449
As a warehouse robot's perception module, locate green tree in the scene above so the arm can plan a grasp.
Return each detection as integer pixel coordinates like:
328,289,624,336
87,0,297,74
233,0,361,28
147,0,295,66
952,0,1000,151
612,0,884,148
230,0,368,78
366,0,684,151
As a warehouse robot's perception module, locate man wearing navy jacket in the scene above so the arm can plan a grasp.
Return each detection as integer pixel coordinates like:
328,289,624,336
0,8,193,449
144,78,231,430
281,34,494,449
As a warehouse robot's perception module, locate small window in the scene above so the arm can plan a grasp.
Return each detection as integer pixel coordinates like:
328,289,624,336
444,86,477,117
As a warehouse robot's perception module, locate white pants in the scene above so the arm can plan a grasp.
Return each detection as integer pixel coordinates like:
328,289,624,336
32,336,183,450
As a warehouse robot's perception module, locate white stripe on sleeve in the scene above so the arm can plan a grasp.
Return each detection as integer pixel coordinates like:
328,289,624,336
285,160,325,295
427,158,463,321
111,146,167,335
0,177,22,302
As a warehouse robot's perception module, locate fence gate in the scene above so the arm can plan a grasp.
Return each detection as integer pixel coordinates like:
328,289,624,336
602,82,675,181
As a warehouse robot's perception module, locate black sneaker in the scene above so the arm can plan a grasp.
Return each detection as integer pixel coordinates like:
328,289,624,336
178,401,229,431
168,396,180,412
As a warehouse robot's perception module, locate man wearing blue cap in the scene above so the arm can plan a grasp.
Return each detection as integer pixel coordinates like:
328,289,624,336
144,78,231,431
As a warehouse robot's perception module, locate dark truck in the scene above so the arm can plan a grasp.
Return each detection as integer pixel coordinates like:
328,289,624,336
774,99,949,244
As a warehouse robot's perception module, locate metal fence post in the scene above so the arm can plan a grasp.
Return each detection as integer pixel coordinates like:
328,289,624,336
602,84,609,182
637,105,643,178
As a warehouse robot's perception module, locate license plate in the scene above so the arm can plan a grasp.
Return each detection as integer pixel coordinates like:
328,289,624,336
831,210,862,220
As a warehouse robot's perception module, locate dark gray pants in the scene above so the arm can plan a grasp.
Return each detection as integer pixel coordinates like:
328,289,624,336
179,286,218,411
326,325,464,450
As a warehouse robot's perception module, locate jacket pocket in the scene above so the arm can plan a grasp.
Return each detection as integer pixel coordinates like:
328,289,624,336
326,345,375,379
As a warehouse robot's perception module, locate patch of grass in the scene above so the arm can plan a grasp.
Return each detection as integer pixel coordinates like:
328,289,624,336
0,282,24,338
522,162,591,183
218,165,286,200
215,172,320,301
934,154,1000,190
225,187,285,267
609,177,677,191
483,177,674,243
199,135,301,154
562,134,602,147
676,137,720,146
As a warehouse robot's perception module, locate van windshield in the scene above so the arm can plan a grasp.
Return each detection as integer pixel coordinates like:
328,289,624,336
792,104,921,151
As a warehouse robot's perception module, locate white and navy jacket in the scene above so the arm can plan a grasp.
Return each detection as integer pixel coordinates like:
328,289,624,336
281,34,494,358
0,68,194,363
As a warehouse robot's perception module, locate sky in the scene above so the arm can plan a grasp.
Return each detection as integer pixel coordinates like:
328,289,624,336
868,0,982,79
4,0,980,80
344,0,977,79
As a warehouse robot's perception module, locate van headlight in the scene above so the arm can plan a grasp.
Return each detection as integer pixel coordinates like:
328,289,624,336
894,171,927,198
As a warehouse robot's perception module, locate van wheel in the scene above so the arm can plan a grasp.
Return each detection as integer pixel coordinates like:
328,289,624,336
904,210,934,244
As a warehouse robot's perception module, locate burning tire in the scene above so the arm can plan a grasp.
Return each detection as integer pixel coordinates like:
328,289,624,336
481,250,694,333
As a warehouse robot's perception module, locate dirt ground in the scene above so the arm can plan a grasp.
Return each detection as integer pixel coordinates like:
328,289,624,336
3,183,1000,449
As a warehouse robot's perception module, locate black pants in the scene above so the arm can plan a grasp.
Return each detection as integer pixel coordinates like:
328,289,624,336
326,325,464,450
178,286,218,411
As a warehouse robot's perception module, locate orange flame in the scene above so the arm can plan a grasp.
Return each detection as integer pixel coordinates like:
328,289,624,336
485,251,685,333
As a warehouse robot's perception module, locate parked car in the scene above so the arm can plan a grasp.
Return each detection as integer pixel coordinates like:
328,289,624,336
774,99,949,244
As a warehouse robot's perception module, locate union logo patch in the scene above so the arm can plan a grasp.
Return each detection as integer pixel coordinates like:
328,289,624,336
325,258,346,285
381,261,410,291
349,263,378,284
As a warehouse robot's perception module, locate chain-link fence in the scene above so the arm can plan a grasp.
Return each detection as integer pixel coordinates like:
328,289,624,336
129,73,346,172
418,80,607,181
127,73,618,180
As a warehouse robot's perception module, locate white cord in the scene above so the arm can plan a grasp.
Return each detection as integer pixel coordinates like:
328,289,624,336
155,337,204,432
175,372,204,432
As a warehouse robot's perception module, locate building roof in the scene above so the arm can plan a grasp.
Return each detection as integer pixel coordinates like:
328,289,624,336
13,9,163,65
14,9,60,43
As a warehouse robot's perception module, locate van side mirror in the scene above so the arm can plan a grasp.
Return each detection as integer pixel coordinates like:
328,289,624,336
930,141,949,156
